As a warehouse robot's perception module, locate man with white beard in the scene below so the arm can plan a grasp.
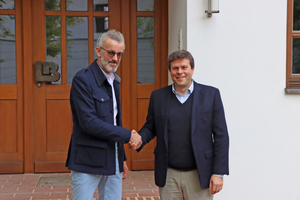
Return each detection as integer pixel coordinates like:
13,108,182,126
66,29,142,200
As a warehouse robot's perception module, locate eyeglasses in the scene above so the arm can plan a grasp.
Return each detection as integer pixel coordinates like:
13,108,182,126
100,47,124,59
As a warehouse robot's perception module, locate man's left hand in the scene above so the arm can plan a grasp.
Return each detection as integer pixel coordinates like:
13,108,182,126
122,161,129,179
209,175,223,195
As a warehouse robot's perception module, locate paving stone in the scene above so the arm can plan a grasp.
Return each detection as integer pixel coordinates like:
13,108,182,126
36,176,72,187
0,171,159,200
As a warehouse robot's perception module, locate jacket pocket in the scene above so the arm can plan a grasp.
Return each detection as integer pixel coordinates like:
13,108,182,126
93,93,110,117
93,93,110,103
78,133,108,148
75,144,107,167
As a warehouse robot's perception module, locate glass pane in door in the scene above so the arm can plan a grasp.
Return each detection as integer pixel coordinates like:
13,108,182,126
93,0,108,11
0,0,14,10
137,17,154,84
137,0,154,11
93,17,109,59
294,0,300,30
292,38,300,74
67,16,88,84
45,16,62,84
0,15,16,84
66,0,88,11
45,0,61,11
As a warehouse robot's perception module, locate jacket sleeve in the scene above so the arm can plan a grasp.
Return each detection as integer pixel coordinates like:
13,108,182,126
211,89,229,175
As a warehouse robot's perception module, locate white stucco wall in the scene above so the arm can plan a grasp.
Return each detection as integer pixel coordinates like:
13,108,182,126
169,0,187,52
170,0,300,199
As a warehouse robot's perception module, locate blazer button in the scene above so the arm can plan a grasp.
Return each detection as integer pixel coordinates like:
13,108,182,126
101,98,104,101
111,110,113,113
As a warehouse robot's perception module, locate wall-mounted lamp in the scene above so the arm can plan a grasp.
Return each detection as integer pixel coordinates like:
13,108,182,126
205,0,219,17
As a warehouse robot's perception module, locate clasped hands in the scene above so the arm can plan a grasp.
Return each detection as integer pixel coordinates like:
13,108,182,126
129,130,142,150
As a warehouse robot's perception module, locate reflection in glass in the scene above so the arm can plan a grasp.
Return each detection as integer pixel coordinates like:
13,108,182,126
93,0,108,11
0,15,16,84
292,38,300,74
294,0,300,30
67,16,88,84
66,0,88,11
45,16,62,84
137,0,154,11
0,0,14,10
137,17,154,84
93,17,109,59
45,0,61,11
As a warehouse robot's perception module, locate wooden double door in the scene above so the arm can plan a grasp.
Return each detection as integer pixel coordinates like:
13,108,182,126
0,0,168,173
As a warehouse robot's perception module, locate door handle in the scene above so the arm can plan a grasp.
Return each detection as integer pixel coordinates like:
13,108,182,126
35,61,60,87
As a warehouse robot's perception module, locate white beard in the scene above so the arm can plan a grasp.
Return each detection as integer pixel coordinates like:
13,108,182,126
101,56,119,73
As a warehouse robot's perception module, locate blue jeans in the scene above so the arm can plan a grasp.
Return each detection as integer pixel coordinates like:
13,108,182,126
71,143,122,200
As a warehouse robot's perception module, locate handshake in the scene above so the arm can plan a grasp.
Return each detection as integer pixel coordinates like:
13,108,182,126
129,130,142,150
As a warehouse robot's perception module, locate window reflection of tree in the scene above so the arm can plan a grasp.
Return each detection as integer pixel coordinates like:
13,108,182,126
0,0,15,64
0,0,15,10
137,17,154,48
45,0,60,11
0,14,16,84
0,15,15,56
136,2,155,84
0,0,16,84
45,1,84,59
45,0,84,85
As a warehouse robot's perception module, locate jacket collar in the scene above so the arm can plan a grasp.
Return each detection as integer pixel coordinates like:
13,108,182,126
90,59,121,87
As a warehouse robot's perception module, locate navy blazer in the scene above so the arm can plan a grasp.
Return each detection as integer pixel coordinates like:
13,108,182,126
138,81,229,189
66,59,131,175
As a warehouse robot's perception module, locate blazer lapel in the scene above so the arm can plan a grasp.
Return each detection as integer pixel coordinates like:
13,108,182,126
161,86,172,149
191,83,203,135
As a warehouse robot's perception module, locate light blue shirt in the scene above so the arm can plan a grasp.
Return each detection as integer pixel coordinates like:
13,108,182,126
172,81,194,104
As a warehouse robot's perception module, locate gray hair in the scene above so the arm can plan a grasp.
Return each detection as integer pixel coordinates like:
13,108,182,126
97,29,125,49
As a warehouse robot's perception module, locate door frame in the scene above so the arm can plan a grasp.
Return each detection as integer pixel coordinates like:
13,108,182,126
22,0,35,173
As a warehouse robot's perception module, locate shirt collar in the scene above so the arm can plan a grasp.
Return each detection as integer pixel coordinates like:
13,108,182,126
172,80,194,95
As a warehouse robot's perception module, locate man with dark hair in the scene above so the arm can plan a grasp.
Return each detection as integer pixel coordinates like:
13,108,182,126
66,29,142,200
130,49,229,200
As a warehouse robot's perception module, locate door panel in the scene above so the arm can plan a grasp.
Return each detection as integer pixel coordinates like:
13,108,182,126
131,98,155,170
34,99,73,172
46,100,72,153
0,1,23,173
